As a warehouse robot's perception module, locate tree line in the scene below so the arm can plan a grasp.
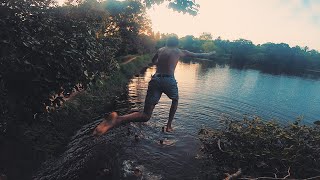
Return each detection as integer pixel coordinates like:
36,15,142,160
157,33,320,76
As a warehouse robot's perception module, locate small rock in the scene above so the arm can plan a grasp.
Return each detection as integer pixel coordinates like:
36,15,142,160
134,135,139,141
133,168,142,177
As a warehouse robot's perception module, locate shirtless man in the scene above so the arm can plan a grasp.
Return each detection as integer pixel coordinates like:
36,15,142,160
93,36,215,135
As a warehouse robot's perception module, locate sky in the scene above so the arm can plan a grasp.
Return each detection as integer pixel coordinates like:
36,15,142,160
147,0,320,51
56,0,320,51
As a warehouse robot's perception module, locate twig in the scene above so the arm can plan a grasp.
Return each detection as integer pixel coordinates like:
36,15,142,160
273,173,277,178
239,174,320,180
274,168,279,178
283,167,290,179
218,139,226,152
305,176,320,180
225,169,242,180
240,178,287,180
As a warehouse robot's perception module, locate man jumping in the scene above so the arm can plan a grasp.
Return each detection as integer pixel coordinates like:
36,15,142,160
93,36,215,135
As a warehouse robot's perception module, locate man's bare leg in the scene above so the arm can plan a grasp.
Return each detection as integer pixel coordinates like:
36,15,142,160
93,104,155,135
166,99,178,132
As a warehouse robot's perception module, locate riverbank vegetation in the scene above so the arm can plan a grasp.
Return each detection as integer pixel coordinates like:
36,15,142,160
198,117,320,179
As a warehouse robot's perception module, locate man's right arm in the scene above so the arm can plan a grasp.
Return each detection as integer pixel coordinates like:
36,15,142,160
180,50,216,59
148,50,159,66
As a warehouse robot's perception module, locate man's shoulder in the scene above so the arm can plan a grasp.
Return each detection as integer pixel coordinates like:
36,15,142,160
158,47,184,55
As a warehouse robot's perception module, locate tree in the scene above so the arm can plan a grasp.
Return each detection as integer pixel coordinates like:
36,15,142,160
180,35,201,52
201,41,216,52
199,32,213,41
104,0,152,55
144,0,200,15
65,0,200,15
154,31,161,41
230,39,255,68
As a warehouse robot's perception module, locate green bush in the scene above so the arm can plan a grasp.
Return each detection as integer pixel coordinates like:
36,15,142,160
0,0,119,116
198,117,320,179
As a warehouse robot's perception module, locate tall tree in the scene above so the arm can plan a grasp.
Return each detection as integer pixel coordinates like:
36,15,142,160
199,32,213,41
144,0,199,15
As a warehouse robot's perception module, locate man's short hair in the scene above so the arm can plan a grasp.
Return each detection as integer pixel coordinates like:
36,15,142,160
166,36,179,47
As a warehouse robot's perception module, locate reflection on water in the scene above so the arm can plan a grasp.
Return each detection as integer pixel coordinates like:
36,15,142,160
122,59,320,179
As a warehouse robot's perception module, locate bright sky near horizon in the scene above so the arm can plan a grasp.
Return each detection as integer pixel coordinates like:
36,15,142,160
57,0,320,51
147,0,320,51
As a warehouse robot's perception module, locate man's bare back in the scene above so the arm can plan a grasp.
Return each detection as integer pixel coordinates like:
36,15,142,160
155,47,181,75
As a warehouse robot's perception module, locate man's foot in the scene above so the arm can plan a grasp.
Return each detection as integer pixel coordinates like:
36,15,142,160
166,126,173,132
93,112,118,136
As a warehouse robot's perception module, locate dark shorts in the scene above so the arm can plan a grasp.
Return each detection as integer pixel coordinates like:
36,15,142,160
145,74,179,105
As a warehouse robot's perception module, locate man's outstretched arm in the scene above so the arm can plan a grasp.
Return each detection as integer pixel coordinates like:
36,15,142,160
181,50,216,59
